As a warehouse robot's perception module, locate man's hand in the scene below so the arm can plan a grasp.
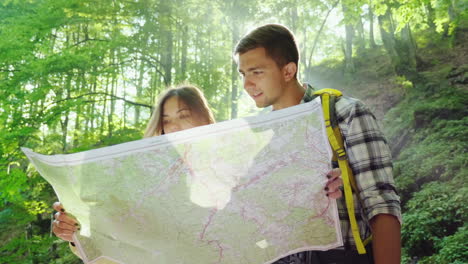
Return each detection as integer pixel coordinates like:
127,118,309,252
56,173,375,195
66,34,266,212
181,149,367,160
52,202,79,242
325,168,343,199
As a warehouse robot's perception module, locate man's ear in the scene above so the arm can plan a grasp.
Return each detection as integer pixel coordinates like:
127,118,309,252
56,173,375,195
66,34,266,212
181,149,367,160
282,62,297,82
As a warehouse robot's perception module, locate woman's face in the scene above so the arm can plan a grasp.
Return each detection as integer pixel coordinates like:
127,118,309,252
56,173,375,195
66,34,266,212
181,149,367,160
162,96,208,134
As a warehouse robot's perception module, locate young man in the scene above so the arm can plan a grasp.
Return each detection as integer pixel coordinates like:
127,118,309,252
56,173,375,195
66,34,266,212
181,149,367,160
235,24,401,264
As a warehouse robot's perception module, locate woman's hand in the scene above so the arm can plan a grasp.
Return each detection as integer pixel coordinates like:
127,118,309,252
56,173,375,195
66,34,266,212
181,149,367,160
325,168,343,199
52,202,79,242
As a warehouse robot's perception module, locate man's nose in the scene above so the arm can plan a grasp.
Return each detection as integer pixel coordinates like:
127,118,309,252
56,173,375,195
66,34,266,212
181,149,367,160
243,76,254,90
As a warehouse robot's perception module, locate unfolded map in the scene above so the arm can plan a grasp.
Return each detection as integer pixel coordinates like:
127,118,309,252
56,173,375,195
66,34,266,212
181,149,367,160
22,98,343,264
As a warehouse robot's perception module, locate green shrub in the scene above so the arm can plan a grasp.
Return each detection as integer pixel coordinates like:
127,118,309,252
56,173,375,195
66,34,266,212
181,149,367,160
402,182,467,259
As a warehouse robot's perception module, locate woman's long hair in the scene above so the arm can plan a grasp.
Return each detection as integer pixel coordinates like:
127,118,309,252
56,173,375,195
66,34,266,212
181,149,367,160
144,85,215,137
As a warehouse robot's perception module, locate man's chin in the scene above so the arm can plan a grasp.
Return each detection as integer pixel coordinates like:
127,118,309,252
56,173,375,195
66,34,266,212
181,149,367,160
255,101,268,108
253,98,269,108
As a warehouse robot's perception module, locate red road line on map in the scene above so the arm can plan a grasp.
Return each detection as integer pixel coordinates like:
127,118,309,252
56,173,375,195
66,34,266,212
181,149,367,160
200,208,218,240
208,240,224,263
309,196,331,220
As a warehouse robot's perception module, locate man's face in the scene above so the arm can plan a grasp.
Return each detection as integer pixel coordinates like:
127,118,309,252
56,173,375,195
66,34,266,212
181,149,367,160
238,47,287,110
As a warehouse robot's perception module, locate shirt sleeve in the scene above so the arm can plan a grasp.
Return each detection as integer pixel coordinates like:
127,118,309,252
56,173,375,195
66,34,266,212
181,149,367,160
336,97,402,224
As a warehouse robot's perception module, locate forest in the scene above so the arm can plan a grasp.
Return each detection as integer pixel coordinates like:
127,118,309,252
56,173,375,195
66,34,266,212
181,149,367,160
0,0,467,263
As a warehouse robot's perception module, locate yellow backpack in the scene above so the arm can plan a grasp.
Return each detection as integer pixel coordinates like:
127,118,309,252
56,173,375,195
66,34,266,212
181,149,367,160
314,88,372,254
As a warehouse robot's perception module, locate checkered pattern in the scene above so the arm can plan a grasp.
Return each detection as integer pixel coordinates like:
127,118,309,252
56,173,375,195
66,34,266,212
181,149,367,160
273,85,401,263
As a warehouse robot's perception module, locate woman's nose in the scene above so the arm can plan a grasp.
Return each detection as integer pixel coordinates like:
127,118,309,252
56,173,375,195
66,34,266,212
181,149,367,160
167,123,181,133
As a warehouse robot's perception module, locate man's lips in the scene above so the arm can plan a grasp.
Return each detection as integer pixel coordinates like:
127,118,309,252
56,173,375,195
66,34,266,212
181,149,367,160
251,92,263,99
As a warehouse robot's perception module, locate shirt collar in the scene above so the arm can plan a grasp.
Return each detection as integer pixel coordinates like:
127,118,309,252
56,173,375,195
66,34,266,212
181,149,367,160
300,83,316,104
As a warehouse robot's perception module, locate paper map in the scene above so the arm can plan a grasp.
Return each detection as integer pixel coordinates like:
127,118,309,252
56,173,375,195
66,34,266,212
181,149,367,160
22,98,342,264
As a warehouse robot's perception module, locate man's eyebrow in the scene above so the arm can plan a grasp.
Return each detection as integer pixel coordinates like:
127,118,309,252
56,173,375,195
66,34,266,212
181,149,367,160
239,66,263,73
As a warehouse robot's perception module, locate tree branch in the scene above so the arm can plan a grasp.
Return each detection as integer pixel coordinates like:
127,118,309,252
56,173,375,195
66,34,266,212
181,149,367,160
53,92,153,109
307,0,340,68
139,57,168,84
71,38,109,48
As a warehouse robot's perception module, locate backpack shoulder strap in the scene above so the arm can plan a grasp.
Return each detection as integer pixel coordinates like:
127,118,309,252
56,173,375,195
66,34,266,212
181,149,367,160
313,88,371,254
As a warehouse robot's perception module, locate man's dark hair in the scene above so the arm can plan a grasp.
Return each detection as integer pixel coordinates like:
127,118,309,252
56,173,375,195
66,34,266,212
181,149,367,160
235,24,299,76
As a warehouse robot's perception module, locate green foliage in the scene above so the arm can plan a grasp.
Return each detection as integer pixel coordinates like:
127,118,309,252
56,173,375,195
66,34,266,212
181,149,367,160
0,168,56,233
0,235,82,264
394,75,413,92
402,182,467,258
391,89,467,202
92,127,143,150
0,169,28,204
385,66,467,262
0,0,466,261
430,225,468,264
23,200,49,216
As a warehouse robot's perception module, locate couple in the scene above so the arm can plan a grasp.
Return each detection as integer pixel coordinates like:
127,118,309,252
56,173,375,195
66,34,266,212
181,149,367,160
52,24,401,264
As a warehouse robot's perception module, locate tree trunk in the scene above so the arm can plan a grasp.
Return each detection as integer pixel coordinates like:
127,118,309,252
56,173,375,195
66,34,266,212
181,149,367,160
60,74,71,152
60,33,72,151
344,23,355,73
164,30,173,86
342,2,355,73
26,223,34,263
90,71,97,132
74,104,81,147
135,7,152,125
135,56,145,125
396,24,419,81
230,21,239,119
449,0,457,21
369,2,377,48
289,1,298,32
180,25,188,81
379,8,420,82
445,1,457,36
300,27,307,79
101,74,109,135
378,9,399,72
356,16,366,55
305,0,339,79
161,1,173,86
73,72,85,148
108,51,117,138
424,2,436,32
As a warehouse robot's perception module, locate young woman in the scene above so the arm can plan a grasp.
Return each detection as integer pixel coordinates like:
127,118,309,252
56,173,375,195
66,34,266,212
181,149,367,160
144,84,215,137
52,84,216,242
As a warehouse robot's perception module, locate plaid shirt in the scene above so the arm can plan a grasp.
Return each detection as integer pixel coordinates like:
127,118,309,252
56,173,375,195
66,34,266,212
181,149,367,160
273,85,401,263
